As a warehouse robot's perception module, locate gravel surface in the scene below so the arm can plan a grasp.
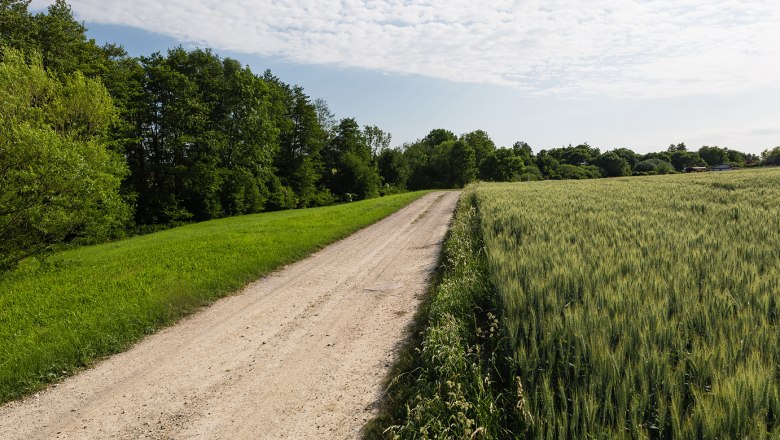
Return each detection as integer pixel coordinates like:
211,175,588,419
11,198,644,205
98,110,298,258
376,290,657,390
0,191,459,439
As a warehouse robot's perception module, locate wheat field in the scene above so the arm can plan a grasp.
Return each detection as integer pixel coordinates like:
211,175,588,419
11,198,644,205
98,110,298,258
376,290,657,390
476,168,780,438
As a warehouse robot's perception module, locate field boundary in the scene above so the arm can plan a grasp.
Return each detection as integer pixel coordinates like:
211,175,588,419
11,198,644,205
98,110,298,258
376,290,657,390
365,188,524,439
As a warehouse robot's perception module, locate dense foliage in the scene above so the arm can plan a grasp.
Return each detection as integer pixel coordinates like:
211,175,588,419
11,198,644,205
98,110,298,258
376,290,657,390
2,0,778,267
475,169,780,438
1,0,389,264
0,49,128,269
393,136,771,193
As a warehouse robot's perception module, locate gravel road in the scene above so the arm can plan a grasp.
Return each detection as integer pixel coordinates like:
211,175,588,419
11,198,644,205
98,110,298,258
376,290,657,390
0,191,460,439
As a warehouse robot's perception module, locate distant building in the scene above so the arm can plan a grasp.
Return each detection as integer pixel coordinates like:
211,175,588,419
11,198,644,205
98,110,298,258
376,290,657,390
710,164,734,171
685,166,708,173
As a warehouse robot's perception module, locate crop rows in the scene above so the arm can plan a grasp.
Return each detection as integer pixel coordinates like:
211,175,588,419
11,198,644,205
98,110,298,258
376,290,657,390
476,169,780,438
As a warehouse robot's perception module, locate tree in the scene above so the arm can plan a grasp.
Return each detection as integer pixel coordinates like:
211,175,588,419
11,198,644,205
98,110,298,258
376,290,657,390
670,150,706,171
129,49,210,223
744,152,761,165
363,124,392,158
642,151,672,164
611,148,641,169
403,141,434,190
428,141,453,188
377,148,410,189
326,118,380,199
726,149,747,167
276,86,328,208
218,57,281,212
0,0,36,54
0,50,128,268
340,152,381,199
33,0,108,77
313,97,336,134
536,151,560,179
557,164,602,179
512,141,534,165
594,152,631,177
698,145,728,167
461,129,496,170
422,128,457,148
518,165,543,181
634,159,674,175
426,139,476,188
562,149,590,166
559,144,600,165
2,0,113,79
762,147,780,166
122,48,282,224
404,128,462,189
479,148,524,181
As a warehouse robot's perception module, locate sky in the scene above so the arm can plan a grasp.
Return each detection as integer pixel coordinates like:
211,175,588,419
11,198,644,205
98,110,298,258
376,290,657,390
30,0,780,154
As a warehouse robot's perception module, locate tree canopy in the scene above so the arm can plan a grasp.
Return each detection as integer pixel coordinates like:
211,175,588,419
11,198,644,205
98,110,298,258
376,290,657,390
0,49,128,268
762,147,780,166
1,0,775,269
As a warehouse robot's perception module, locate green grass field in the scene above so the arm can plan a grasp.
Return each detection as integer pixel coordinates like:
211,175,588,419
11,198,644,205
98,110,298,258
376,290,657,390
0,191,428,403
477,168,780,438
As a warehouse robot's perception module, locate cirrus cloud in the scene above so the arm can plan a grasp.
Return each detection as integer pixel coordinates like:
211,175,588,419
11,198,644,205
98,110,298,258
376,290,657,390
48,0,780,97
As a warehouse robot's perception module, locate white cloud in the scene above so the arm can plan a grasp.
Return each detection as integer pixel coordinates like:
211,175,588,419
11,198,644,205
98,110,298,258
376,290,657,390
62,0,780,97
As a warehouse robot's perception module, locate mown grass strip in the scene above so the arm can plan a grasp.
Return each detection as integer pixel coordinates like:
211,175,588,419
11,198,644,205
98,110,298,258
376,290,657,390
366,190,524,439
0,191,429,404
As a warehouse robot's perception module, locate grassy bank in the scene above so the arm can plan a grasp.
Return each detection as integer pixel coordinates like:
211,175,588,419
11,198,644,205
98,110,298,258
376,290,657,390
0,191,428,404
366,190,523,439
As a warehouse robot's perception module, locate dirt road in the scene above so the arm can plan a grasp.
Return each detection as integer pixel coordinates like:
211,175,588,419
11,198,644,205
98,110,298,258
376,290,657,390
0,191,460,439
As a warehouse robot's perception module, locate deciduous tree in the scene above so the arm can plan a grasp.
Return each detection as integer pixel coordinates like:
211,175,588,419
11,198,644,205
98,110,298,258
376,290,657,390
0,50,128,268
594,152,631,177
698,145,728,167
479,148,524,181
461,129,495,170
377,148,410,189
762,147,780,166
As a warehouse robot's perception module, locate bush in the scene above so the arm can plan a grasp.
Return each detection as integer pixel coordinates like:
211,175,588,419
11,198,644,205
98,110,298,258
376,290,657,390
762,147,780,166
634,158,674,175
0,50,129,269
558,164,603,180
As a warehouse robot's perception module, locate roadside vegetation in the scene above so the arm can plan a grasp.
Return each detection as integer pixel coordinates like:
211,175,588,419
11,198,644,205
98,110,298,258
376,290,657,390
366,190,524,439
0,191,427,403
377,168,780,438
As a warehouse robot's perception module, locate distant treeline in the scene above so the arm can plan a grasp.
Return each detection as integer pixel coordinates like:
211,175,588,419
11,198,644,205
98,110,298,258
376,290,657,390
393,135,780,187
2,0,780,268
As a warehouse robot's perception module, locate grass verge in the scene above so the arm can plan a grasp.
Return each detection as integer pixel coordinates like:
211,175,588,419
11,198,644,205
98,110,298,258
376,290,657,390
0,191,429,404
364,189,525,439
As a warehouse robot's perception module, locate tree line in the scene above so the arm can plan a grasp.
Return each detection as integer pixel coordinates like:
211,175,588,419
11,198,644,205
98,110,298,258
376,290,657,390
2,0,779,268
1,0,396,267
382,133,778,189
